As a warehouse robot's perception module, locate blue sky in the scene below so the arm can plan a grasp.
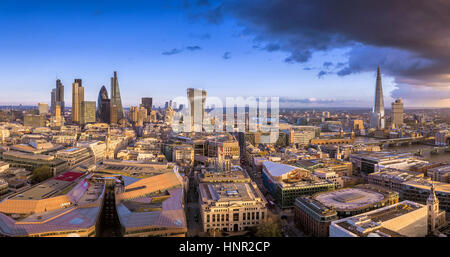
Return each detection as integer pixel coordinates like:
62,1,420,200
0,0,424,108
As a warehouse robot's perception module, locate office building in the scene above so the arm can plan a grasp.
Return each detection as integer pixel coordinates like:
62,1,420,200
262,161,335,208
110,104,118,124
187,88,207,132
81,101,96,125
72,79,84,124
198,182,267,233
294,197,337,237
391,98,404,128
97,85,110,123
24,114,45,128
110,71,124,121
370,66,385,130
330,201,427,237
51,79,65,115
141,97,153,114
350,152,427,174
38,103,49,115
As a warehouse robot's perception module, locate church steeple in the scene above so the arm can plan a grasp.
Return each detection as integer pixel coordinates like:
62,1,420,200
427,183,440,235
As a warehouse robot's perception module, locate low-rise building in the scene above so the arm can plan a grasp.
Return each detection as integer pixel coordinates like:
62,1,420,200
198,182,267,233
330,201,427,237
262,161,335,208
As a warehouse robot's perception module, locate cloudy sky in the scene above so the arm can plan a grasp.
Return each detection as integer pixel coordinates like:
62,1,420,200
0,0,449,108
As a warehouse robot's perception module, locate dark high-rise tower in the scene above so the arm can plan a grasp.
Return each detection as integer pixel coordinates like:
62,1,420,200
51,79,65,115
97,85,110,123
110,71,124,121
370,66,385,129
141,97,153,114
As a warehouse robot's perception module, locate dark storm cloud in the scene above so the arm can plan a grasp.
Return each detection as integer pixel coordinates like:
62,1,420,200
182,0,450,101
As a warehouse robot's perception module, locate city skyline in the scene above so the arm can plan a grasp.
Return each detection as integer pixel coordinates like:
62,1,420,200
0,1,449,108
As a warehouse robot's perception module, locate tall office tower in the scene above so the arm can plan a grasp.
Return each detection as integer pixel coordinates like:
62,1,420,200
187,88,207,132
370,66,385,129
164,101,169,109
55,79,65,115
391,98,404,128
81,101,96,125
38,103,49,115
53,104,64,127
110,104,118,124
72,79,84,124
97,86,111,123
141,97,153,114
50,80,65,115
137,107,147,127
51,89,56,115
110,71,124,121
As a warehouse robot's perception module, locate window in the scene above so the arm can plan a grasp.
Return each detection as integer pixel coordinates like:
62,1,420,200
252,212,255,220
243,213,246,220
256,212,259,220
212,214,215,222
226,214,229,221
207,214,210,222
233,213,239,221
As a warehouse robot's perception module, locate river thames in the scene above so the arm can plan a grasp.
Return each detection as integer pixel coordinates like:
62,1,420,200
354,137,450,163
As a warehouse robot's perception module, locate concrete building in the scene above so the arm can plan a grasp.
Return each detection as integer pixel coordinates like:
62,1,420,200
187,88,207,132
24,114,45,128
391,98,404,128
294,197,337,237
55,147,94,169
350,152,427,174
81,101,96,125
428,164,450,183
330,201,427,237
435,130,450,146
262,161,335,208
38,103,49,115
198,182,267,233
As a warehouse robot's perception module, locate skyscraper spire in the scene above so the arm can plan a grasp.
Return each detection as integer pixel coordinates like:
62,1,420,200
370,65,385,129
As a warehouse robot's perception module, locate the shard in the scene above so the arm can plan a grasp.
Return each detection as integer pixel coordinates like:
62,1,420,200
370,66,385,129
110,71,124,121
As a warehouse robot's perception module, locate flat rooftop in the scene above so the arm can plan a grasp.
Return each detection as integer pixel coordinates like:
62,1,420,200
314,187,385,211
10,171,85,200
334,201,423,237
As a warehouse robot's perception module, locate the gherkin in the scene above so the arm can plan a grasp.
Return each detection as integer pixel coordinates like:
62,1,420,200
97,85,110,123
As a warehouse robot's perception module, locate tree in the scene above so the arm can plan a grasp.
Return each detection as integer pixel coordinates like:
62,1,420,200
31,165,52,183
253,217,283,237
